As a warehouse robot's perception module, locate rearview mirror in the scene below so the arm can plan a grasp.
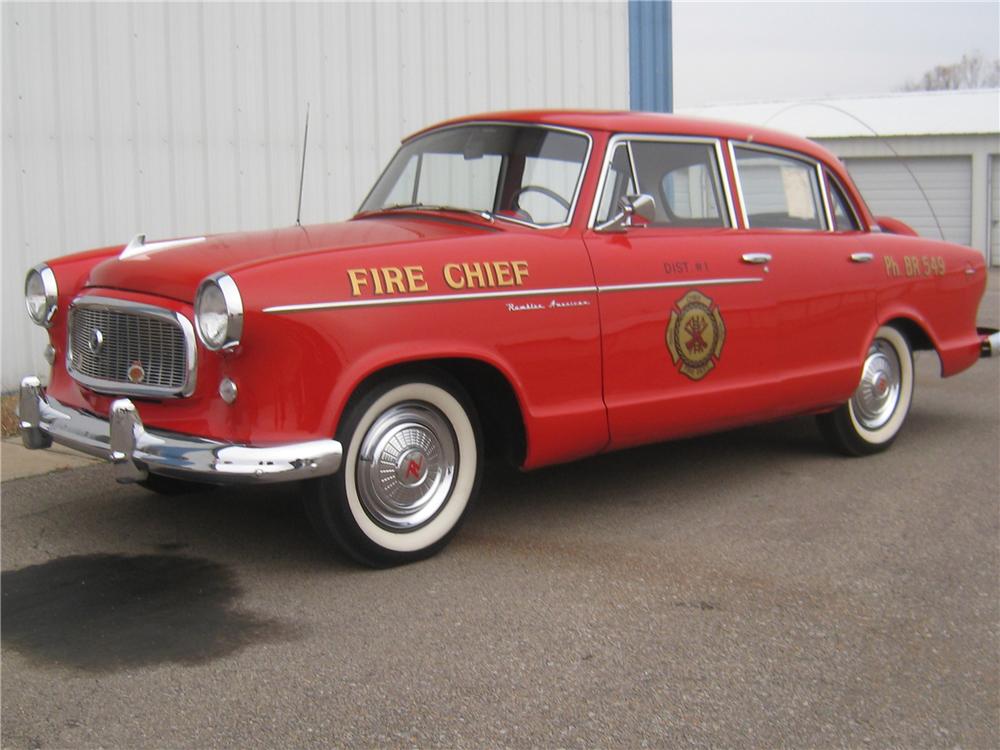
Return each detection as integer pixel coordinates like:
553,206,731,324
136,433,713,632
595,193,656,233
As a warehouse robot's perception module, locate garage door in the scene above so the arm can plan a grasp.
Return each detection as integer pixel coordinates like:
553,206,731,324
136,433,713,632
845,157,972,248
991,155,999,266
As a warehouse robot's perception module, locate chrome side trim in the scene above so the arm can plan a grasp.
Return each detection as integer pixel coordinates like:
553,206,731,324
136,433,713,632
727,140,748,229
264,276,763,314
67,295,198,399
588,133,737,230
717,139,739,230
817,167,835,232
264,285,600,313
18,379,343,484
597,277,762,294
626,141,641,203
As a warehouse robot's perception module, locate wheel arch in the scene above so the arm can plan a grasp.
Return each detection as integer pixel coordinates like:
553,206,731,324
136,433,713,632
881,315,935,353
851,312,936,384
332,356,528,467
878,304,983,377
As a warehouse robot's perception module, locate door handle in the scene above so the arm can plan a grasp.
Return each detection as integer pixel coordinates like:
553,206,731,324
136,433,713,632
741,253,771,265
850,252,874,263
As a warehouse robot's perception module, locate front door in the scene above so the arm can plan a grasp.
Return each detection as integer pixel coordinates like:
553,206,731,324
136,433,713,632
583,136,779,450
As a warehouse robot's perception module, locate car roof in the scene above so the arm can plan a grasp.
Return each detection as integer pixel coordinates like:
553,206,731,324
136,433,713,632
408,109,835,164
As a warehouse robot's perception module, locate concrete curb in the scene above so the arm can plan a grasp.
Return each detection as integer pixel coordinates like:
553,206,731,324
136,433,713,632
1,436,101,482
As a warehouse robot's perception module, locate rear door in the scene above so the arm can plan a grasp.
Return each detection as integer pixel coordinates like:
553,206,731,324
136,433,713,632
729,144,880,412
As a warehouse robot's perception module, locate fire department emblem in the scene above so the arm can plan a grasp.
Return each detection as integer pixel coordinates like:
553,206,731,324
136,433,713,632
127,360,146,384
665,290,726,381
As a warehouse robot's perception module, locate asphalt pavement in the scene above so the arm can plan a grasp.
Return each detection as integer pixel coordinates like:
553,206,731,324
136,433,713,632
2,274,998,749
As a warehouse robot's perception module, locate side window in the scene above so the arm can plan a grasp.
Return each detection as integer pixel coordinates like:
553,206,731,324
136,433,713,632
826,172,861,231
660,162,723,221
596,144,637,224
734,147,827,230
630,141,729,227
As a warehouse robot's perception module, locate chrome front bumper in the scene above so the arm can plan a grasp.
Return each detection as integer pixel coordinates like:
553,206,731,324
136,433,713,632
18,376,343,484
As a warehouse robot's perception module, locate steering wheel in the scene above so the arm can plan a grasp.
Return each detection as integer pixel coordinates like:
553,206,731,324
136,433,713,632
511,185,571,212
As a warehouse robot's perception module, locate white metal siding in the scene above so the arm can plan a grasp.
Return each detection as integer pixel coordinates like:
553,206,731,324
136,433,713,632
2,1,630,391
844,156,973,246
990,154,1000,266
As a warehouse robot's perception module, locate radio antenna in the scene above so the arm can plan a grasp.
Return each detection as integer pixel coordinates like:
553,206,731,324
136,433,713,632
760,102,944,240
296,102,310,226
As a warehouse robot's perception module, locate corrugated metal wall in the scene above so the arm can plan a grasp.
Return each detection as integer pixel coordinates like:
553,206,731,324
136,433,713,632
844,156,973,246
2,1,630,390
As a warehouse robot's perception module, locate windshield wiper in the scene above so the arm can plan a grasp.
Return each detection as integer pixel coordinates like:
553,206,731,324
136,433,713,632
360,203,494,223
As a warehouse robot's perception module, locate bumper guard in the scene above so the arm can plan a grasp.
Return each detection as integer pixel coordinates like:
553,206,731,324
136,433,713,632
18,376,342,484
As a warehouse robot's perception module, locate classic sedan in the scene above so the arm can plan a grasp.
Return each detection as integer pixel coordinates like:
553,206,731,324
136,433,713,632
20,110,997,566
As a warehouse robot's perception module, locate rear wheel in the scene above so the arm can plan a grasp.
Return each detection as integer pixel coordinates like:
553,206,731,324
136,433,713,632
817,325,914,456
304,374,482,567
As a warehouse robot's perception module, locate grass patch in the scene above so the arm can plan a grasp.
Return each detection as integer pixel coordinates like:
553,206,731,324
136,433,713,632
1,393,19,437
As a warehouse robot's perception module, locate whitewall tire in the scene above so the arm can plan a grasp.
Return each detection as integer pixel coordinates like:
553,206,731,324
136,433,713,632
817,325,914,456
305,374,481,567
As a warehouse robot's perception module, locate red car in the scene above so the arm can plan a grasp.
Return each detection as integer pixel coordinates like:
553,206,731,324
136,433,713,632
20,110,997,566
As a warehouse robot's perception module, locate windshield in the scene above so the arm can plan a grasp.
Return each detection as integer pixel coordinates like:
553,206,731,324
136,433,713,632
359,124,590,227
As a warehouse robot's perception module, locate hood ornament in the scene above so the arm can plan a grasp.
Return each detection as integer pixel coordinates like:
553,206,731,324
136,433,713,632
119,233,207,261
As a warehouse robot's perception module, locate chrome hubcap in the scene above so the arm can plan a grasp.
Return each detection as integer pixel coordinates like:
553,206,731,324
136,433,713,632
851,340,902,430
356,402,457,530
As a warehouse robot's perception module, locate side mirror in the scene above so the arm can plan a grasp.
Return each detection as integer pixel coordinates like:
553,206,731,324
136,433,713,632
595,193,656,233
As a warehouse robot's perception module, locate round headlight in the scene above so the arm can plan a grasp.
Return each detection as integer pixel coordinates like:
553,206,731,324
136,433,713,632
25,265,58,327
195,273,243,350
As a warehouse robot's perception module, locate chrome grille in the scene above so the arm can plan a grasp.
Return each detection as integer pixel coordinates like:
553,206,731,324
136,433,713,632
67,298,196,397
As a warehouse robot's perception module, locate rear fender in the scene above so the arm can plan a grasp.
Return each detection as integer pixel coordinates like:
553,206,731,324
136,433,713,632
877,305,979,377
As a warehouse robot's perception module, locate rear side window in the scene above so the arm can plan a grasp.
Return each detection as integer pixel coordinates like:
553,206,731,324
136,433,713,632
826,172,861,231
734,147,826,230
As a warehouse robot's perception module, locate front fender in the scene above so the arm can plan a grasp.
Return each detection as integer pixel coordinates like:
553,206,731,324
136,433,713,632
318,339,529,439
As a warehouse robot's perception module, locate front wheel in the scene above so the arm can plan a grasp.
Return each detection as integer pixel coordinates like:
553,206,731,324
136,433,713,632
817,325,914,456
304,374,482,567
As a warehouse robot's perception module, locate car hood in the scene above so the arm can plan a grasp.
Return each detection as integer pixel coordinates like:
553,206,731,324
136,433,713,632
85,215,496,302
